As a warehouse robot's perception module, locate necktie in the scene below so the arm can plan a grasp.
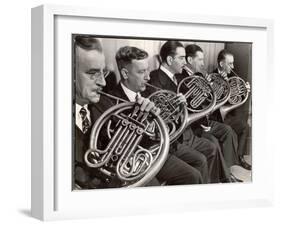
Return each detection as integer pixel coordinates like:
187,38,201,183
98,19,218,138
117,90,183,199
79,107,91,133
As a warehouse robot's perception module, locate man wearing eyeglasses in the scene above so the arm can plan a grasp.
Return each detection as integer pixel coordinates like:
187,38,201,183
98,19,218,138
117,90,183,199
74,36,160,189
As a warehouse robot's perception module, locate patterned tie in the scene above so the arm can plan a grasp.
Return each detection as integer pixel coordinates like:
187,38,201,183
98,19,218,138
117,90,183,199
79,107,91,133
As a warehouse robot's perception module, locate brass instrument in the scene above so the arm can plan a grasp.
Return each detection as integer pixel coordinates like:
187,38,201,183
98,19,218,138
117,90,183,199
205,73,231,112
177,74,217,125
145,83,189,143
219,69,250,121
84,101,170,188
97,89,188,144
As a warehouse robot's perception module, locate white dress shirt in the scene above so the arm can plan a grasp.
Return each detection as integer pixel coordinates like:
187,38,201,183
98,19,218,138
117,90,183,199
75,103,91,133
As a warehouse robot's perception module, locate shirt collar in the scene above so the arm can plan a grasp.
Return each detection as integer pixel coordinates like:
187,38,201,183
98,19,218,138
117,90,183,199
120,83,140,102
76,103,89,113
160,65,175,81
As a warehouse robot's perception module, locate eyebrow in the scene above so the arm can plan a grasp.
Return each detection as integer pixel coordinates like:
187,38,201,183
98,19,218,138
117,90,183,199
86,68,103,73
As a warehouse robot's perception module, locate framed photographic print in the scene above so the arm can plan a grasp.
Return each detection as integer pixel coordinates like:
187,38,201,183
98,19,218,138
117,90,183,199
31,4,274,221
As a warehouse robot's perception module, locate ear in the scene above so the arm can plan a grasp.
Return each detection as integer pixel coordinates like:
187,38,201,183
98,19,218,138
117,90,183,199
120,68,128,80
167,56,173,66
219,61,224,68
187,56,193,64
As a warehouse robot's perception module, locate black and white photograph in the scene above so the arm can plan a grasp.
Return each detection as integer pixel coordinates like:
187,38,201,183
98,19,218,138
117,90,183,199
73,35,252,190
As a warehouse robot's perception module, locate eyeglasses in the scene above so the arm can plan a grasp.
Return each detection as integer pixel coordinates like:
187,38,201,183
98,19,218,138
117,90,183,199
86,69,110,80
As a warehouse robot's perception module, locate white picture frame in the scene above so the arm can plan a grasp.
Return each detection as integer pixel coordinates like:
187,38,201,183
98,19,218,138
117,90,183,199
31,4,274,221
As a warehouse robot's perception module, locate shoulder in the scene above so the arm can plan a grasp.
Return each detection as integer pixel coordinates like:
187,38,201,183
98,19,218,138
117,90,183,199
89,95,114,122
213,68,219,74
150,69,164,78
108,83,123,97
149,69,166,85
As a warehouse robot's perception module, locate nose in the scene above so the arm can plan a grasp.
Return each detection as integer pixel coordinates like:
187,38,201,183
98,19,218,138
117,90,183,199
145,71,150,81
97,73,106,87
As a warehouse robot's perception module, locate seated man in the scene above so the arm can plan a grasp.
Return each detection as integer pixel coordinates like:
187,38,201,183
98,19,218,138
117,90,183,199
74,36,161,189
212,49,251,170
181,44,240,174
102,45,207,185
146,41,231,183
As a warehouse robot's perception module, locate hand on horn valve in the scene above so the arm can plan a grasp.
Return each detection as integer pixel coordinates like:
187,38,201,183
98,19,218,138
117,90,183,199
222,72,229,81
176,93,187,105
245,82,251,93
205,74,212,82
136,96,161,116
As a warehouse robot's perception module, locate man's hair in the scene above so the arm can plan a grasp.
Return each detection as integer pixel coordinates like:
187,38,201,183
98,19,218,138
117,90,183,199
217,49,233,65
185,44,203,59
74,35,103,52
115,46,148,71
160,41,184,63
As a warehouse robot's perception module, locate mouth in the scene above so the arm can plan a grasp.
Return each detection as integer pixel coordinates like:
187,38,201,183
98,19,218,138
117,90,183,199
96,88,103,94
142,83,148,88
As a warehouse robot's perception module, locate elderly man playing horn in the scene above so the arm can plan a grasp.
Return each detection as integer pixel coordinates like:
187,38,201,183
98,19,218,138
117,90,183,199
212,49,251,170
74,36,161,189
101,45,207,185
146,41,231,183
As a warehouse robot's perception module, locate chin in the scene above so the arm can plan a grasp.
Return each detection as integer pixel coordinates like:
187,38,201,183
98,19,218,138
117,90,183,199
140,86,146,92
90,94,100,103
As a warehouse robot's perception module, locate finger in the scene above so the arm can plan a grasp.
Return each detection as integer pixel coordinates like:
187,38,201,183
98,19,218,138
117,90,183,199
136,96,144,105
155,107,161,115
151,106,161,116
140,98,150,112
177,93,186,103
144,101,155,112
179,97,186,104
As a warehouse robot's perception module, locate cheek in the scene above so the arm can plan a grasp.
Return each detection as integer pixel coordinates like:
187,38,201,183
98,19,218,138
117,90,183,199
131,75,140,85
80,79,95,96
76,76,84,93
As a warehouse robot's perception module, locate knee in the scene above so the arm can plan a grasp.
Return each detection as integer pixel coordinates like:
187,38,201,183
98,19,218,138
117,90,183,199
208,142,218,157
223,124,233,135
224,125,238,140
197,153,208,168
187,168,203,184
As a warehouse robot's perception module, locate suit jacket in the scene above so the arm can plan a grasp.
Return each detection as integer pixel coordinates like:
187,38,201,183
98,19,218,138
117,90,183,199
74,105,103,188
108,82,130,102
145,68,178,95
74,92,117,189
146,68,195,143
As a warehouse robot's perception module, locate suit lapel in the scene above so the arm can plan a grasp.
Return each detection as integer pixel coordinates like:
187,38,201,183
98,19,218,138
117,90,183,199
158,69,177,92
110,83,130,102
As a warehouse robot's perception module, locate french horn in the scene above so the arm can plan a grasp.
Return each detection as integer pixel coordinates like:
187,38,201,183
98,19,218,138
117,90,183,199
145,84,189,144
219,75,250,121
84,101,169,188
205,73,231,112
177,73,217,125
